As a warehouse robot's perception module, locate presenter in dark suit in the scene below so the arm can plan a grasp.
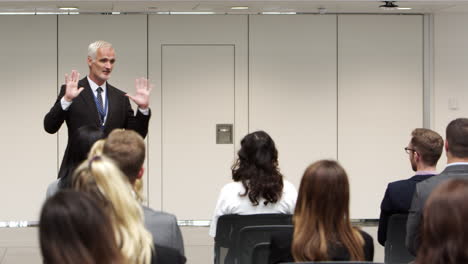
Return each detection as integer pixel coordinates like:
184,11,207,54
377,128,443,246
406,118,468,255
44,40,152,179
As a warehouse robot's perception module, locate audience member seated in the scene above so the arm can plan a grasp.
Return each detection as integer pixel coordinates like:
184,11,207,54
414,179,468,264
46,125,104,197
72,155,186,264
209,131,297,237
378,128,443,246
406,118,468,255
268,160,374,264
103,129,185,256
39,190,124,264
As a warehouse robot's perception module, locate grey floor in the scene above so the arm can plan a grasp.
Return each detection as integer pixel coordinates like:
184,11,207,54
0,226,383,264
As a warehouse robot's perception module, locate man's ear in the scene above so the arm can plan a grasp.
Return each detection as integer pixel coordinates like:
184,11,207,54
445,140,449,153
87,56,93,67
137,167,144,180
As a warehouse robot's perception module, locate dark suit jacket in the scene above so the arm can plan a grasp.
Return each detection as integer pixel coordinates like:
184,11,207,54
44,77,150,177
377,174,435,246
151,244,186,264
406,164,468,255
268,228,374,264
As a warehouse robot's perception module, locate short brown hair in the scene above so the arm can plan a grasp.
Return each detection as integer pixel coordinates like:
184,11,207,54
410,128,443,166
103,129,145,182
446,118,468,158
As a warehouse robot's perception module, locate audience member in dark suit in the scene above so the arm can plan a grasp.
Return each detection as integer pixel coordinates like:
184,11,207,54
414,179,468,264
103,129,185,256
406,118,468,255
39,190,124,264
46,125,104,197
377,128,443,246
43,40,152,179
268,160,374,264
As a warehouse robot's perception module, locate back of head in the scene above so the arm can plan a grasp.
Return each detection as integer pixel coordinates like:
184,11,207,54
292,160,364,261
232,130,283,205
416,179,468,264
410,128,443,166
72,156,153,264
103,129,145,183
59,125,104,188
39,190,123,264
446,118,468,159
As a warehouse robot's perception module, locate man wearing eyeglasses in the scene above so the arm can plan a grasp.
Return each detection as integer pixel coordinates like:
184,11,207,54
377,128,443,247
406,118,468,255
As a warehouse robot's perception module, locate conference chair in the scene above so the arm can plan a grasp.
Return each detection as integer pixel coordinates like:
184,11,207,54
237,225,294,264
384,214,415,264
214,214,292,264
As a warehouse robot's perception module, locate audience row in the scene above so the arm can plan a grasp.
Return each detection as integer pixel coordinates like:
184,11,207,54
40,117,468,264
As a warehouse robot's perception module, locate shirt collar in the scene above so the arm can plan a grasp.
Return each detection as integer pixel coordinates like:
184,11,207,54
446,162,468,167
415,170,437,175
87,76,107,93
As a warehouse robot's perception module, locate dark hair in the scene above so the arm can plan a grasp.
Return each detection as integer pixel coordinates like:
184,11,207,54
446,118,468,158
410,128,443,166
292,160,364,261
415,179,468,264
59,125,104,189
39,190,123,264
231,131,283,205
103,129,145,183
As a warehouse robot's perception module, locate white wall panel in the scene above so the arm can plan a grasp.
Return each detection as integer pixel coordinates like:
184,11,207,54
434,13,468,166
148,15,248,218
249,15,337,188
57,15,149,201
338,15,423,218
0,16,56,220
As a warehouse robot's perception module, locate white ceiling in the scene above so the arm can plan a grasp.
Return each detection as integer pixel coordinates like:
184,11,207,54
1,1,468,14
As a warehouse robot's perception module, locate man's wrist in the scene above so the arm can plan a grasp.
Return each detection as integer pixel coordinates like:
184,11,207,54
60,97,73,111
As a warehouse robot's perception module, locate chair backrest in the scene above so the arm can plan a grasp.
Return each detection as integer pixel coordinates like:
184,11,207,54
214,214,293,264
384,214,415,264
251,242,270,264
238,225,294,264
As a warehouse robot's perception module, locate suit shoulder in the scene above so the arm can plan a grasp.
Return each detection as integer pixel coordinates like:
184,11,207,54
143,206,178,222
107,83,127,96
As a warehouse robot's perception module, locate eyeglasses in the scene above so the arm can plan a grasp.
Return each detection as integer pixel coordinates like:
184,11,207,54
404,147,416,154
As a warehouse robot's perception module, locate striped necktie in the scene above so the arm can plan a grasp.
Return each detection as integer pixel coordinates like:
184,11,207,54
96,87,105,126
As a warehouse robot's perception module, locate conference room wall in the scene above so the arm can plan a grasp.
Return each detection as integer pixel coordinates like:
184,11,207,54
0,13,430,221
338,15,423,218
0,16,57,220
434,13,468,166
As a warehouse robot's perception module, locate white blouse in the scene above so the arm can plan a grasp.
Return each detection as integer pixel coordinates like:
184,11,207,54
209,179,298,237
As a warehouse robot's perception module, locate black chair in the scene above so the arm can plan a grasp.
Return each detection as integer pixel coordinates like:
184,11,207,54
251,242,270,264
384,214,415,264
214,214,292,264
237,225,294,264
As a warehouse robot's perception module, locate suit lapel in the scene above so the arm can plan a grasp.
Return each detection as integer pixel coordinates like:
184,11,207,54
78,77,101,126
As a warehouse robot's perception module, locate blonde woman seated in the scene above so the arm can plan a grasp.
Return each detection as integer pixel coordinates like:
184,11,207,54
415,179,468,264
72,155,186,264
209,131,297,237
268,160,374,263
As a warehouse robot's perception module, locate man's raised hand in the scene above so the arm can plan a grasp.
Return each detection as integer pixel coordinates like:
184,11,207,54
126,77,153,109
63,70,84,102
